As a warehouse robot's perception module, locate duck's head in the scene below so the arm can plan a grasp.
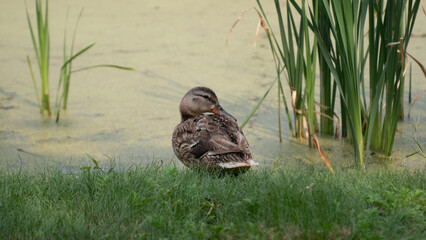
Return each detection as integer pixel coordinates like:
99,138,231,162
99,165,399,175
179,87,235,121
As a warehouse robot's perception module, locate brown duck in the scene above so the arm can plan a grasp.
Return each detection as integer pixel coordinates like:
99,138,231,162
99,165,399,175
172,86,258,174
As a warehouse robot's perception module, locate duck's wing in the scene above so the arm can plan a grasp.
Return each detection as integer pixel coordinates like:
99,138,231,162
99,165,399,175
201,115,258,169
173,115,251,161
202,115,251,156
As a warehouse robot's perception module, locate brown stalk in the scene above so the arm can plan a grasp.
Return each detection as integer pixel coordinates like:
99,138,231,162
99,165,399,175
314,111,340,138
405,52,426,77
387,38,425,120
313,134,334,173
226,7,269,54
314,101,340,138
388,38,426,78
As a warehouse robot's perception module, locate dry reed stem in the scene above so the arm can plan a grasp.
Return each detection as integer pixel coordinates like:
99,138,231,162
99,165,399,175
313,134,334,173
226,7,269,54
405,52,426,77
314,110,340,137
388,38,426,78
314,101,340,138
292,91,334,172
386,38,426,120
291,89,309,139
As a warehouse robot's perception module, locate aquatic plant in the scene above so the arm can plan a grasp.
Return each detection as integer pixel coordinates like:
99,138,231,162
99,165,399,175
25,0,134,122
364,0,421,156
54,9,134,122
54,8,91,122
25,0,51,115
237,1,320,144
405,119,426,159
309,0,369,168
230,0,423,168
265,0,318,143
309,0,423,166
227,0,334,172
316,0,335,135
228,7,293,141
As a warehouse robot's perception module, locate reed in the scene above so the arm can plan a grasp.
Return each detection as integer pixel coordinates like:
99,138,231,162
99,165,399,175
228,1,335,171
253,0,318,144
315,0,335,135
54,41,95,122
405,119,425,159
301,0,422,165
55,47,134,122
246,0,422,167
365,0,421,156
309,0,369,167
58,9,86,113
302,0,318,144
26,1,134,122
52,9,134,122
25,0,51,115
231,7,294,141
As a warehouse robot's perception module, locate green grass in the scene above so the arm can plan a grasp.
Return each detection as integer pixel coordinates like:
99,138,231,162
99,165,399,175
0,161,424,239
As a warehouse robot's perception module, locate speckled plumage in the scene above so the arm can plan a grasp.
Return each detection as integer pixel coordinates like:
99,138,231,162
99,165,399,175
172,87,258,174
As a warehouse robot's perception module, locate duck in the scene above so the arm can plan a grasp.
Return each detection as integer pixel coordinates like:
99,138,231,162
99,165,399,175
172,86,258,174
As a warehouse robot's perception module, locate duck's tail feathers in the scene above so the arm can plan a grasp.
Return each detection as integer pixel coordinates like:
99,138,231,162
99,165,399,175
218,159,259,169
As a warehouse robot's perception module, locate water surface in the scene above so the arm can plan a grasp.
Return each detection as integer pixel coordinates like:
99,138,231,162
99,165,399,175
1,0,425,171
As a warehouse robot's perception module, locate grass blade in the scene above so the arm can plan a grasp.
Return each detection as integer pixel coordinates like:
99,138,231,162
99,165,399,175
241,77,277,129
72,64,135,73
25,1,41,67
26,55,41,110
61,43,96,70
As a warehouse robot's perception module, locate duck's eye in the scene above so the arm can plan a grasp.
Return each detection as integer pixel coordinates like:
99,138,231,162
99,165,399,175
202,95,209,99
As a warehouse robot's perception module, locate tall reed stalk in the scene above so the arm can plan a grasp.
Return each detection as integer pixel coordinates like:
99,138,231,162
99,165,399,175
315,0,335,135
365,0,421,156
26,0,51,115
229,0,334,171
60,9,85,112
253,0,318,144
246,0,422,167
310,0,369,167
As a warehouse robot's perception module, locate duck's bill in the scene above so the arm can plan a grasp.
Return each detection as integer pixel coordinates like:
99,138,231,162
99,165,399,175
212,105,237,121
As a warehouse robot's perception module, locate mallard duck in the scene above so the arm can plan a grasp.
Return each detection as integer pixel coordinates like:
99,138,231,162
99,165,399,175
172,86,258,174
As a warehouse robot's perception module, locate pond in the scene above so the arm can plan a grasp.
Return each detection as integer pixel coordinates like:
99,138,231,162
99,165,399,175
0,0,425,171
